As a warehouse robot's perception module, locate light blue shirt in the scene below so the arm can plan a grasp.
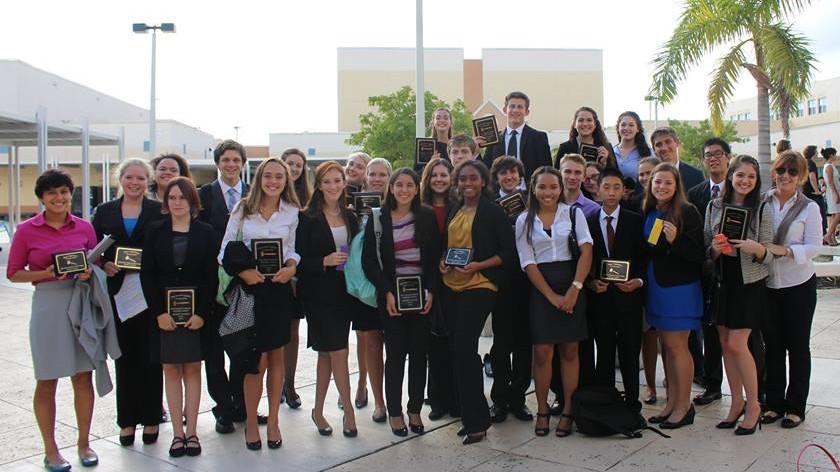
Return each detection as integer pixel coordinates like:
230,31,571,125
613,144,642,182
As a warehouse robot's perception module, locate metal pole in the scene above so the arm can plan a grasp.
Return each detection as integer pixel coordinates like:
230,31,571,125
119,126,126,162
103,154,110,202
6,146,13,233
13,145,20,229
654,100,659,130
36,106,48,174
81,118,91,219
415,0,425,138
149,28,157,159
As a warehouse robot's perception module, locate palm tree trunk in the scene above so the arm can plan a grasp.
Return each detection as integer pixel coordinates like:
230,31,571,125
754,46,772,191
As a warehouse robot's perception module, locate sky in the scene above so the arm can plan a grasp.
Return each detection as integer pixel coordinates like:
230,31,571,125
2,0,839,145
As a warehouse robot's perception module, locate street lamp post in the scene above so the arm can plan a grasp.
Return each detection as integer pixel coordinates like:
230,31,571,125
133,22,175,159
644,95,660,130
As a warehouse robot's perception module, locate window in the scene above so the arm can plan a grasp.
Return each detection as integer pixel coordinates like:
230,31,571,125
818,97,827,113
307,147,316,156
808,98,817,115
745,112,752,120
796,103,805,117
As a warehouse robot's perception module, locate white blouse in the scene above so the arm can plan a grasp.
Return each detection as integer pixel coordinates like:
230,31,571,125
766,190,822,289
515,203,593,269
218,199,301,265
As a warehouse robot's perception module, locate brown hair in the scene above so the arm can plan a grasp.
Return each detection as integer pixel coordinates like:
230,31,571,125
490,155,525,188
161,176,201,218
773,150,808,186
306,161,354,234
281,148,312,205
239,157,300,218
642,162,688,232
213,139,246,164
420,158,455,205
447,134,477,155
650,127,680,148
775,139,791,154
504,91,530,109
150,153,192,194
428,108,453,141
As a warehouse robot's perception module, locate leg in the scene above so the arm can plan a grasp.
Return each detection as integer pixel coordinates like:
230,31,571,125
616,308,643,411
163,364,185,439
763,289,786,415
489,290,513,411
642,329,659,400
533,344,554,431
70,372,95,454
265,348,285,441
557,342,579,431
330,348,356,430
34,379,63,463
382,317,409,418
182,362,202,438
700,320,724,394
243,354,268,443
688,329,704,382
364,329,386,415
718,327,746,421
406,315,430,418
592,309,618,387
355,331,368,402
205,306,235,423
725,329,760,426
660,331,693,419
781,277,817,419
284,319,301,399
312,352,332,430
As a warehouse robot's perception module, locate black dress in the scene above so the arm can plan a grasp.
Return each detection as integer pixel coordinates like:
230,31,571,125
715,254,765,330
159,232,202,364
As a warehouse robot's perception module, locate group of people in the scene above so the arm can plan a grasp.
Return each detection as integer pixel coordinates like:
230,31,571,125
6,90,825,471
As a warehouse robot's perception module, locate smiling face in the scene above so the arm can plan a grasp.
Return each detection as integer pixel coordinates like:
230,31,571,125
260,161,287,200
319,168,346,204
390,174,417,208
574,110,596,139
449,145,474,168
703,144,729,177
730,162,757,199
773,163,800,195
561,161,585,193
503,98,529,129
366,163,390,194
651,170,677,204
637,161,656,188
41,186,72,216
166,185,191,219
433,110,451,134
120,164,149,199
457,165,485,202
583,166,601,195
344,156,366,186
652,134,680,164
284,153,305,182
154,158,180,189
618,115,639,142
497,167,521,194
217,149,243,184
429,163,451,196
534,173,562,210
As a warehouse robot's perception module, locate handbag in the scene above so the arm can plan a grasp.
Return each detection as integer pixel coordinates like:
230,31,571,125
345,208,382,308
568,203,582,260
219,284,257,358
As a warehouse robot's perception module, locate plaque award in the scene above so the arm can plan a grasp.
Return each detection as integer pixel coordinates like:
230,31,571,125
579,144,599,162
166,287,195,326
252,238,284,276
444,248,472,267
720,205,749,240
395,275,424,312
472,115,500,147
351,192,383,217
415,138,436,165
496,193,526,219
114,247,142,271
52,250,89,276
600,259,631,282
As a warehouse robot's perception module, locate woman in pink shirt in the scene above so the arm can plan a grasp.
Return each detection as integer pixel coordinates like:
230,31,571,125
7,168,99,471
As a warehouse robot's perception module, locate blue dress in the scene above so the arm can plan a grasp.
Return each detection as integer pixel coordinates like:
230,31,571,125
643,210,703,331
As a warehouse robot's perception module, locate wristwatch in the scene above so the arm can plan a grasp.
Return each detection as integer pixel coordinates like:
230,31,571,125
571,280,583,290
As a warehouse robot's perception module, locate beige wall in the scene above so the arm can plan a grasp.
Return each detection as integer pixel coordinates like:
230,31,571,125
1,165,104,214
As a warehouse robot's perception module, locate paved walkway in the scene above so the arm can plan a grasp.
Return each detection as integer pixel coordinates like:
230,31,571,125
0,272,838,471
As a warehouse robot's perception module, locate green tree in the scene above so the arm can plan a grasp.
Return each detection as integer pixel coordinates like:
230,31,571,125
668,119,742,168
347,86,473,168
650,0,816,185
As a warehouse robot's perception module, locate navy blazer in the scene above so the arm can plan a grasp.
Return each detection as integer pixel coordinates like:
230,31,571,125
686,180,714,221
678,162,705,192
91,197,165,295
644,203,705,287
198,179,251,241
482,124,552,180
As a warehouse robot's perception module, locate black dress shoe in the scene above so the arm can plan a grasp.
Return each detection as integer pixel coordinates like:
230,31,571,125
760,410,782,425
735,418,761,435
483,354,494,378
215,418,235,434
462,431,486,445
661,406,695,429
119,433,135,447
456,427,467,437
428,409,446,421
648,412,671,424
510,405,534,421
257,414,268,425
780,414,803,429
489,404,508,423
142,426,159,444
693,390,722,406
549,399,564,416
409,422,425,435
285,391,302,410
716,409,745,429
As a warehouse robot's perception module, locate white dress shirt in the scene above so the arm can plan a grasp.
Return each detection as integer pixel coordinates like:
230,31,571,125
504,123,526,160
599,206,619,257
766,190,822,289
515,203,593,268
218,199,301,265
218,179,244,211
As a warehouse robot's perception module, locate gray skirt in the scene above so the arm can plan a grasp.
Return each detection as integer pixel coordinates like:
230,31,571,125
31,280,95,380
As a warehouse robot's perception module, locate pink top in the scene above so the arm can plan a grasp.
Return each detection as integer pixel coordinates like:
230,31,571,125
7,212,98,284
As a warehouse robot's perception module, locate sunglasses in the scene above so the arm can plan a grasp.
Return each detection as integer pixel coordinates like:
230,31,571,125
774,167,799,177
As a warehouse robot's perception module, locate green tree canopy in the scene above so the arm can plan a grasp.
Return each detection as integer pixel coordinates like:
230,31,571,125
347,86,473,168
668,119,742,168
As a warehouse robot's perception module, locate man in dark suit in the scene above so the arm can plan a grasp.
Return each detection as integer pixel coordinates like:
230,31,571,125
586,167,647,412
197,139,250,433
650,127,705,190
480,91,552,181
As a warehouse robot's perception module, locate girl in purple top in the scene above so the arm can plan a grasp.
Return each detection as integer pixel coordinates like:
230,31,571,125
7,168,99,471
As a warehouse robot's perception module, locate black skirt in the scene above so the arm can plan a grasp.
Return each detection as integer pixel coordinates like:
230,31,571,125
529,261,588,344
160,328,202,364
715,255,766,330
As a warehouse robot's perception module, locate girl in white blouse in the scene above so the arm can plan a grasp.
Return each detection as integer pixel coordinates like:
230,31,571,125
515,166,592,437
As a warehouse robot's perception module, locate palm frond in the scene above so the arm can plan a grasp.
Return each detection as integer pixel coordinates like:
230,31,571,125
707,40,749,134
759,23,817,100
757,0,813,19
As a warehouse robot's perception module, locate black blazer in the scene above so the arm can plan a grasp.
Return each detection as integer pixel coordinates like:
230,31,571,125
140,219,220,321
482,124,552,180
586,207,646,307
198,179,251,240
361,205,442,307
295,210,360,303
442,196,517,289
644,203,705,287
91,197,165,296
554,138,617,169
678,162,705,191
686,180,714,221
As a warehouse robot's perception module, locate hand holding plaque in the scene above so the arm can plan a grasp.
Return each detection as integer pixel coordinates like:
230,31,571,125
395,275,424,312
719,205,749,241
252,238,284,276
599,259,630,282
52,250,89,276
444,248,472,267
166,287,195,326
472,115,500,147
415,138,436,165
496,193,526,220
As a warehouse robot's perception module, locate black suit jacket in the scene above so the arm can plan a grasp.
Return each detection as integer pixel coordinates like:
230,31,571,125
586,207,646,309
140,219,220,321
554,138,618,169
686,180,714,221
198,179,251,241
644,203,705,287
91,197,165,295
361,206,442,308
678,162,705,191
295,210,360,304
482,124,552,180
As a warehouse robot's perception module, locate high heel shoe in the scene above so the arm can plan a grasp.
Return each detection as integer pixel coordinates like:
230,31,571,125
735,418,761,436
311,409,333,436
343,414,358,438
716,409,746,429
355,388,369,409
389,416,408,437
661,406,695,430
244,428,261,451
119,427,135,447
267,428,283,449
534,412,551,437
555,413,574,437
185,435,202,457
648,411,671,424
142,425,159,444
462,431,486,445
43,456,71,472
408,414,425,435
284,386,302,410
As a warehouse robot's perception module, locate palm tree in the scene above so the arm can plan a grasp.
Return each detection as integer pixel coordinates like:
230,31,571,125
649,0,816,185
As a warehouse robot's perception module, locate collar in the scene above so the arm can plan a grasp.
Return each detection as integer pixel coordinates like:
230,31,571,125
218,178,242,196
30,211,74,228
600,206,620,220
506,123,525,136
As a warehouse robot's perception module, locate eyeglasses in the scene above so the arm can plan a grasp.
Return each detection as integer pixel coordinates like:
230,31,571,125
704,150,726,159
774,167,799,177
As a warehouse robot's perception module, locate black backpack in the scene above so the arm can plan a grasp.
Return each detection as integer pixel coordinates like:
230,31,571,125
571,385,670,439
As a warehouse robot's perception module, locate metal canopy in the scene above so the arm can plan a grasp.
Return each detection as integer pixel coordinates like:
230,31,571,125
0,112,119,146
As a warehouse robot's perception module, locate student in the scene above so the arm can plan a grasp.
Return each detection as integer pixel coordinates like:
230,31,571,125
558,154,601,218
219,157,300,450
419,159,459,420
555,107,617,169
628,156,661,213
362,168,441,436
142,177,219,457
480,91,552,180
344,152,371,194
7,168,106,471
440,160,516,445
803,145,827,234
449,134,479,169
704,155,772,436
296,161,359,438
197,139,250,433
613,111,652,182
650,127,704,191
428,108,453,162
150,153,192,202
92,158,165,446
582,162,603,202
586,167,646,412
515,166,592,437
822,148,840,245
643,163,705,430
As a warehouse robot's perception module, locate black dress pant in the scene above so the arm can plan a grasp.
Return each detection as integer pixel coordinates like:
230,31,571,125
443,287,495,434
689,329,705,381
764,276,817,418
592,304,643,412
114,311,163,427
206,302,239,421
383,312,429,417
427,330,459,416
489,276,532,411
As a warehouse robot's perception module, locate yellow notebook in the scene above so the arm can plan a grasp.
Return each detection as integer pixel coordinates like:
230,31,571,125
647,218,664,245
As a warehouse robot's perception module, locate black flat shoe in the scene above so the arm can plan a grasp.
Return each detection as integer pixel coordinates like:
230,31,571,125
780,414,803,429
185,435,201,457
119,432,135,447
462,431,486,445
511,405,534,421
643,392,658,405
343,415,358,438
648,412,671,424
716,409,745,429
428,409,446,421
245,428,261,451
142,425,159,444
534,412,551,437
760,410,783,425
661,406,695,430
311,409,333,436
168,436,186,458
